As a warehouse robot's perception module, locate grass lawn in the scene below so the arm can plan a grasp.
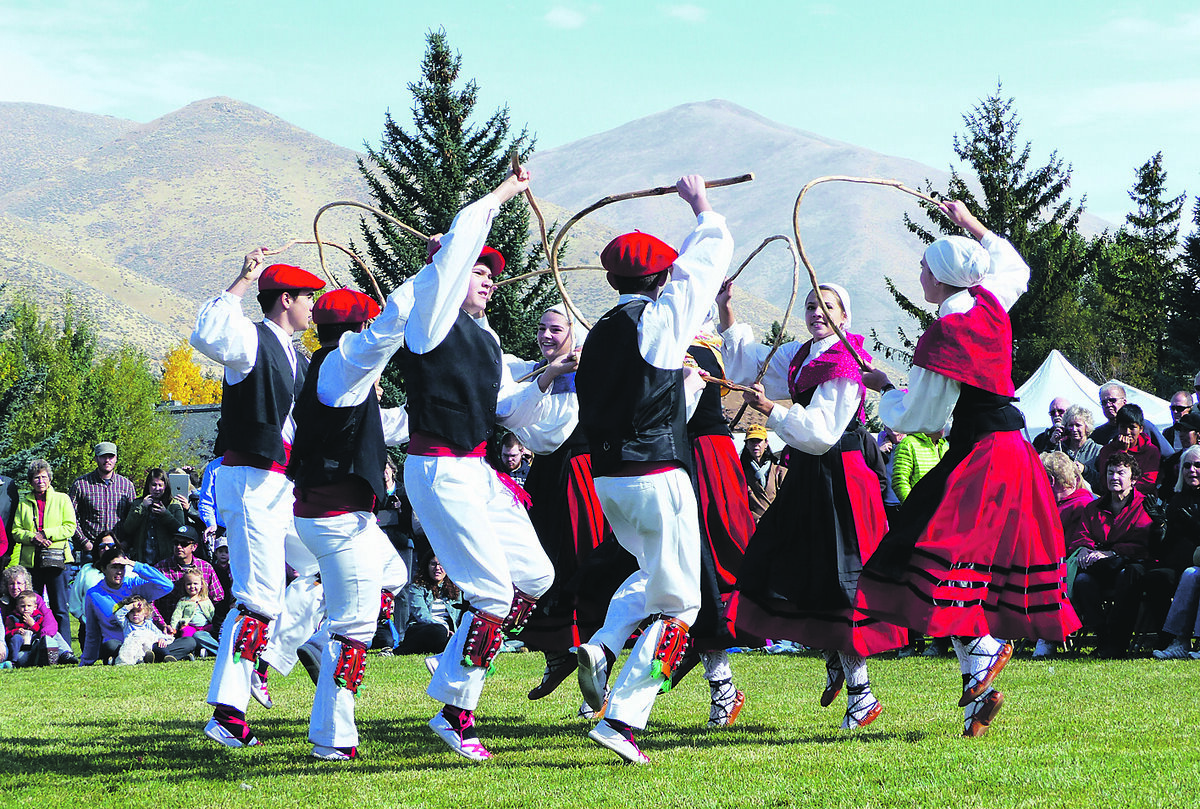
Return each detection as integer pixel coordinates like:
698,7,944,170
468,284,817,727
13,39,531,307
2,648,1198,808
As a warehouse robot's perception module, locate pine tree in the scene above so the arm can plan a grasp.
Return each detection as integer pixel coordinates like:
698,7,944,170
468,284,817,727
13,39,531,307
876,85,1095,383
1164,196,1200,390
351,29,556,404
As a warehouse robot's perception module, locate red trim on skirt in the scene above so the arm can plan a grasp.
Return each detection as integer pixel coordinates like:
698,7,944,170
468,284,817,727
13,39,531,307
692,434,754,590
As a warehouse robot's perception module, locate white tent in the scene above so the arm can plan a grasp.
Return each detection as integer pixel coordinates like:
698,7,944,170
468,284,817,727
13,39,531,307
1014,349,1172,433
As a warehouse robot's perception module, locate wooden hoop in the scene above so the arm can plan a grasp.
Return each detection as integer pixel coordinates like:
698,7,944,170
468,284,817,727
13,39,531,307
312,200,429,304
263,238,385,304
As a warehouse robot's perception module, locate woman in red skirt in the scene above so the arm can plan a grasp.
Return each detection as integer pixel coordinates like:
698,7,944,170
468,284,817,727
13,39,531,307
718,281,905,730
857,199,1081,738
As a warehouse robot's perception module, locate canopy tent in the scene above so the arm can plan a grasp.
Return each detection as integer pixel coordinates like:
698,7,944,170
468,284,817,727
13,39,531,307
1013,349,1172,433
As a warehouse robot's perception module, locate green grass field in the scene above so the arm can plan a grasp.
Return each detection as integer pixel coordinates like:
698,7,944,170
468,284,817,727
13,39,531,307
3,649,1198,809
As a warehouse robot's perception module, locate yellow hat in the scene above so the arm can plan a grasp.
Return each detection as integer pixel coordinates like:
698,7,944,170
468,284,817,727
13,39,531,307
745,425,768,441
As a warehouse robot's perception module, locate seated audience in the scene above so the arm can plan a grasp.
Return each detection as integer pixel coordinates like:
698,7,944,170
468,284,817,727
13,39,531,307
114,595,171,665
1153,446,1200,660
1070,451,1167,658
11,459,77,648
153,524,224,625
1033,397,1072,452
741,425,787,522
1159,411,1200,502
1092,383,1170,454
169,569,218,656
5,590,55,667
120,468,186,565
81,546,173,665
1036,451,1096,658
1059,405,1103,490
1164,391,1195,453
1,565,76,664
397,552,463,655
1095,404,1161,495
69,533,118,651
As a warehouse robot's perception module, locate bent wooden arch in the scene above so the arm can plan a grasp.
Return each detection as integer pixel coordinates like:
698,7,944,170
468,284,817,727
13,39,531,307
792,176,941,373
262,238,385,304
312,200,430,304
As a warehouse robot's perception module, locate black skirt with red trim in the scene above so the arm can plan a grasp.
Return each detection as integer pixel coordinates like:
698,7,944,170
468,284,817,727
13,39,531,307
856,390,1082,641
726,424,906,656
519,434,612,652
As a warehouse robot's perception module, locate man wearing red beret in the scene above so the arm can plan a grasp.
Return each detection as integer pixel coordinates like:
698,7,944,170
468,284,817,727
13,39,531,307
190,253,325,748
400,165,576,762
286,287,413,761
573,175,734,763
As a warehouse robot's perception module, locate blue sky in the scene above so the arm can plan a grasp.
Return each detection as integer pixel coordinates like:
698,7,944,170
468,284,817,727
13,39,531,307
2,0,1198,224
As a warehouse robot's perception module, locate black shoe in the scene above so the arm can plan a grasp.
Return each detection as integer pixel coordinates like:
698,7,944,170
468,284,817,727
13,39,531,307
298,644,322,685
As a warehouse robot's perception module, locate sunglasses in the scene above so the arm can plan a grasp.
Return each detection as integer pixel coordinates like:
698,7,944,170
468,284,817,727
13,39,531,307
1100,397,1124,404
1171,405,1190,412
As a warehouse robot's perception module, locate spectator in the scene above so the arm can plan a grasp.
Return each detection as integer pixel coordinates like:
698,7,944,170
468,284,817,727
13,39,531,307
1160,411,1200,501
375,458,415,647
5,591,55,667
210,536,234,633
1032,397,1072,453
80,546,173,665
1069,451,1166,658
493,431,533,489
1036,451,1096,658
152,524,224,627
0,472,17,568
114,595,172,665
197,455,224,552
1164,391,1195,452
68,441,136,568
69,533,119,650
740,425,787,522
120,468,186,565
169,569,218,656
1095,404,1161,496
11,459,77,648
397,552,463,655
891,429,949,503
877,427,906,522
1091,383,1170,454
1151,446,1200,660
1059,405,1103,490
1,565,77,664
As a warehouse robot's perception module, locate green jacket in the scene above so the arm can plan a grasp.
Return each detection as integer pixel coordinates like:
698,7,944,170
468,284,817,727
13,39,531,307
10,487,78,568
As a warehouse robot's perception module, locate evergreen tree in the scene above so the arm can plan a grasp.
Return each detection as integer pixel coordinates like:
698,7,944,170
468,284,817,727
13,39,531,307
876,85,1095,383
351,29,556,404
1164,196,1200,389
760,320,794,348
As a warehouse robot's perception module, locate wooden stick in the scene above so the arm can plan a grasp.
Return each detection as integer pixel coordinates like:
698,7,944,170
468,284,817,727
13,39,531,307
791,176,940,373
494,265,604,288
312,200,428,303
548,173,755,331
514,364,547,384
702,375,759,394
263,238,385,304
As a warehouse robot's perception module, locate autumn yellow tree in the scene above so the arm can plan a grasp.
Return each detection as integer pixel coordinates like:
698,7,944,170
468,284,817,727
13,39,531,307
160,340,222,404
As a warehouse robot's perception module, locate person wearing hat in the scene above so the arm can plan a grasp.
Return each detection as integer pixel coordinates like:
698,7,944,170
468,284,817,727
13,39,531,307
401,165,573,763
68,442,136,571
716,274,903,732
739,425,786,522
1158,410,1200,502
572,174,733,764
856,199,1081,737
190,249,326,748
153,524,225,634
286,286,414,761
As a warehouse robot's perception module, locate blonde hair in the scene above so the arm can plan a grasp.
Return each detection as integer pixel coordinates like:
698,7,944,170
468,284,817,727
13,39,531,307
178,569,209,601
1041,451,1083,490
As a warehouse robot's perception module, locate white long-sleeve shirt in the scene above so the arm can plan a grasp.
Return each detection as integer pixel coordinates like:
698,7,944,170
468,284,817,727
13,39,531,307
190,293,300,443
879,231,1030,434
506,358,579,455
719,329,860,455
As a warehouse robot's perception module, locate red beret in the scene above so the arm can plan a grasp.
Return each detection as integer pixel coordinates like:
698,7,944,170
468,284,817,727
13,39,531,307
312,288,381,325
600,232,678,278
476,246,505,278
258,264,327,292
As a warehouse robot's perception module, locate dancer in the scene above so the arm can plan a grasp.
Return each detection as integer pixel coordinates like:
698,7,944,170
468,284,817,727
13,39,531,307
717,280,904,730
575,174,734,764
507,306,611,702
288,287,413,761
856,199,1081,737
190,254,325,748
401,164,572,762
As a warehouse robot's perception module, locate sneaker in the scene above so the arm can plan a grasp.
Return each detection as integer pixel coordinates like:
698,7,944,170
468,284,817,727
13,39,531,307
297,644,322,686
250,670,274,709
142,651,155,664
577,644,610,712
57,651,79,665
204,717,262,748
1153,639,1191,660
963,690,1004,738
311,744,358,761
162,655,179,663
424,655,440,677
588,720,649,764
1032,639,1054,660
428,710,491,762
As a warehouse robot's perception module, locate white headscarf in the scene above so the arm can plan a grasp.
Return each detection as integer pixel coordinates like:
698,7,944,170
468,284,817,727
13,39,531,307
811,282,853,333
544,304,588,350
923,235,990,288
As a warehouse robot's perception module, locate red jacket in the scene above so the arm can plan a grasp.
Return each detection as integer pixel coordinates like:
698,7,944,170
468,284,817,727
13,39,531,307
1095,433,1160,496
1070,489,1155,560
1058,487,1096,543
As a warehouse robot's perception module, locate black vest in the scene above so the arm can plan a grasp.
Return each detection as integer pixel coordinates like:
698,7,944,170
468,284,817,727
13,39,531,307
216,322,305,464
286,347,387,500
686,344,731,441
577,299,689,477
402,311,502,451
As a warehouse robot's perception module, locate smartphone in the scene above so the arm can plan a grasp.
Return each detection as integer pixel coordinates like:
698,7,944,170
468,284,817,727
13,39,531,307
169,472,191,498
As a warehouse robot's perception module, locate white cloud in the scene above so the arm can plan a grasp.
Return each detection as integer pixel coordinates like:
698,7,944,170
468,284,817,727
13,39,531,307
544,6,587,29
664,4,708,23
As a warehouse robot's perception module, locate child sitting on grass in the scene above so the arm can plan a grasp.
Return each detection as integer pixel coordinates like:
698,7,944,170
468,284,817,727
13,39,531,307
5,591,55,667
170,570,217,656
115,595,170,666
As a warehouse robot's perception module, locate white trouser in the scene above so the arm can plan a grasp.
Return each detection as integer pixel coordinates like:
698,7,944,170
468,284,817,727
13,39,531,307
207,465,293,711
260,574,325,676
296,511,408,748
590,469,701,729
405,455,554,711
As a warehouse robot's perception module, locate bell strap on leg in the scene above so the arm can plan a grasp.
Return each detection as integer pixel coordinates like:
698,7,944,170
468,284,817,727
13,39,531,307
500,588,538,636
462,608,506,671
232,605,271,664
330,633,368,694
379,590,395,622
650,615,691,690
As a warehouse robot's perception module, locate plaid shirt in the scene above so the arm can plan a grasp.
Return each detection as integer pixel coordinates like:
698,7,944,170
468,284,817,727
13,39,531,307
153,557,225,628
69,470,137,549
